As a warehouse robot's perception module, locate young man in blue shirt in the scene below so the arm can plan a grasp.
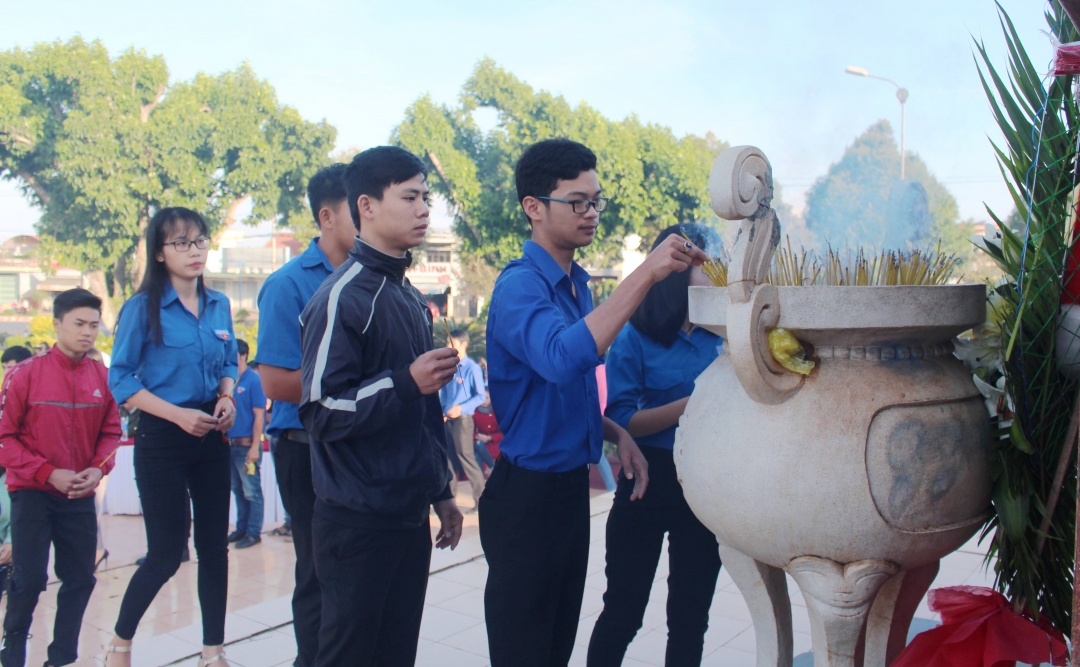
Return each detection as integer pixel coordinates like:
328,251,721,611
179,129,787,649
441,329,487,510
226,339,267,550
255,163,359,667
482,138,707,667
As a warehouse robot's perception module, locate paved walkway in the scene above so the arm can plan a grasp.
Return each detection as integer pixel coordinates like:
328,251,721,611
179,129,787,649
8,490,997,667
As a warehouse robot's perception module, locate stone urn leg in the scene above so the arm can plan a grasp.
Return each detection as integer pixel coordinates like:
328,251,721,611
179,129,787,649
859,560,939,667
786,556,899,667
717,540,793,667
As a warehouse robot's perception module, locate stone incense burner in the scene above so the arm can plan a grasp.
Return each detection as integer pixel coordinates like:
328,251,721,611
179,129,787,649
674,146,992,667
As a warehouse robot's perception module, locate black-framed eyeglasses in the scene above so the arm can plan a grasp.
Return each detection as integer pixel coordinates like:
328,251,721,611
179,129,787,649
163,237,210,252
536,196,610,214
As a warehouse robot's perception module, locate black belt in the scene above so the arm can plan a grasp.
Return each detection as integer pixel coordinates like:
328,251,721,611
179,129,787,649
283,429,311,445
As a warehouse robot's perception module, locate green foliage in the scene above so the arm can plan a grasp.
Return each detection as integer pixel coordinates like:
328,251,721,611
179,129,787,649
805,120,974,265
973,0,1079,632
0,37,336,297
392,58,727,269
235,320,258,361
436,313,488,362
28,314,53,345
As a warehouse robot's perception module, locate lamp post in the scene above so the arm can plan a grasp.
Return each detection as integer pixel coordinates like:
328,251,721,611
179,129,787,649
846,66,909,180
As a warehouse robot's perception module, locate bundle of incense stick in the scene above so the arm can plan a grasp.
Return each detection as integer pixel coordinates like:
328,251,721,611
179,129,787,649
681,232,728,286
692,236,961,288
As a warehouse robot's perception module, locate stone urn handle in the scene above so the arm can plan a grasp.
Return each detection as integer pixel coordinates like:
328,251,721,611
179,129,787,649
710,146,803,405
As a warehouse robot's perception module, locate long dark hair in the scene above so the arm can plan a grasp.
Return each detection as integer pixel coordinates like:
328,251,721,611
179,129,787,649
123,207,210,346
629,223,715,347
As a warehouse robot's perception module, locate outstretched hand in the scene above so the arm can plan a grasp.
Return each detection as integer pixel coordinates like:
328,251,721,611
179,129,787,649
642,234,709,284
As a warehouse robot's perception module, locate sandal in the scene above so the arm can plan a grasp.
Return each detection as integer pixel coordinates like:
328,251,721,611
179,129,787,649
99,643,131,666
198,650,227,667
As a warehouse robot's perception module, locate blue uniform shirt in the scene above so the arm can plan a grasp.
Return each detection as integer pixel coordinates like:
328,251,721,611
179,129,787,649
439,356,486,416
605,324,723,451
486,241,604,472
256,238,335,435
109,285,238,408
228,367,267,439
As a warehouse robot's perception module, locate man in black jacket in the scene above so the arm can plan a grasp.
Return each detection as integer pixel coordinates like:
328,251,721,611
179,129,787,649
299,146,463,667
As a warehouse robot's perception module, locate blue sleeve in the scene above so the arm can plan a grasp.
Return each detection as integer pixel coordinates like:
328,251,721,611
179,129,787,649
604,327,645,431
256,275,305,371
439,384,452,414
459,363,486,414
222,307,239,382
250,374,267,410
489,271,601,385
108,298,149,406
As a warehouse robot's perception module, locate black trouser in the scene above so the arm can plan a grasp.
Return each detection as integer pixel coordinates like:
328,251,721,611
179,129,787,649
2,491,96,667
311,510,431,667
115,405,230,645
273,434,320,667
480,457,590,667
587,446,722,667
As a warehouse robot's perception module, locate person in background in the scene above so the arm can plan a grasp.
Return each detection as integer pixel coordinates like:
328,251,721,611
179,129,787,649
472,393,502,472
298,146,462,666
32,343,49,358
441,329,487,510
0,347,31,375
226,340,266,550
587,224,724,667
105,207,237,667
256,162,359,667
481,139,706,667
0,288,121,667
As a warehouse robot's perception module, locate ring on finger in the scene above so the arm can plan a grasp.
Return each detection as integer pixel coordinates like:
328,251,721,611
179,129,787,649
682,241,693,253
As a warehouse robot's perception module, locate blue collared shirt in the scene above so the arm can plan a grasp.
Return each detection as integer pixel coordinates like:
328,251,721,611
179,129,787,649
256,238,335,435
487,241,604,472
228,368,267,439
109,284,239,408
439,356,486,416
605,324,723,451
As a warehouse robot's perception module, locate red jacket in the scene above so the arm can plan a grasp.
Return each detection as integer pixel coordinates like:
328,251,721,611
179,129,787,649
0,346,121,495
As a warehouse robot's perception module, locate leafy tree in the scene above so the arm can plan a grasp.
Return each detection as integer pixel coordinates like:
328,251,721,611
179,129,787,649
804,120,974,264
0,37,336,326
28,314,54,345
392,58,727,269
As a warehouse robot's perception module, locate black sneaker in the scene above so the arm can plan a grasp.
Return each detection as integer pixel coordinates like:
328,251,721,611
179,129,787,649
226,530,245,543
234,535,261,549
0,631,30,667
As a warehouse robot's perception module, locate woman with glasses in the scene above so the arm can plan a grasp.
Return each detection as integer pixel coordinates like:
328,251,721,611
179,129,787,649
587,224,724,667
103,208,238,667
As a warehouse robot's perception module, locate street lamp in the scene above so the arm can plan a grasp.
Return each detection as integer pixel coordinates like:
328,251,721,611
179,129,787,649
846,66,910,180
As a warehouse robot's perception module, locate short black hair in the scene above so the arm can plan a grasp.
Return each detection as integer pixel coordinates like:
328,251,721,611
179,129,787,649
237,339,250,358
53,288,102,321
345,146,428,225
307,163,350,229
449,328,469,345
1,346,31,365
515,139,598,213
629,224,717,347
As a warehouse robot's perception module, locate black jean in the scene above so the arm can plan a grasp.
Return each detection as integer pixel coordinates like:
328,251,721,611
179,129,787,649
2,491,96,667
273,434,320,667
114,406,230,645
587,446,722,667
479,457,590,667
311,511,431,667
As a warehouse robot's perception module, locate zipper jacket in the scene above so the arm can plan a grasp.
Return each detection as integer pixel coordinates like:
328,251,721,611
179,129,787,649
299,239,452,529
0,346,122,496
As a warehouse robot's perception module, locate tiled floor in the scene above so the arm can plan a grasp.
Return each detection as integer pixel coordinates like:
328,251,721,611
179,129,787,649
7,487,999,667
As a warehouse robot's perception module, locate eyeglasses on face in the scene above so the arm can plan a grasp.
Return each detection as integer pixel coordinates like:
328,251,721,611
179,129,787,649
535,196,610,214
163,237,210,252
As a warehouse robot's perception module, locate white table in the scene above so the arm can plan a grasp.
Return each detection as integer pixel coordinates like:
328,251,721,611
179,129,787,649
101,446,287,529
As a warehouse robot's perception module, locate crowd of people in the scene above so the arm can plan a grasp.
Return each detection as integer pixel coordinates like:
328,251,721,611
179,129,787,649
0,138,726,667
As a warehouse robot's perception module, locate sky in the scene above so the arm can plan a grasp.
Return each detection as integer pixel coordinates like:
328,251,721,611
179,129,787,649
0,0,1058,239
